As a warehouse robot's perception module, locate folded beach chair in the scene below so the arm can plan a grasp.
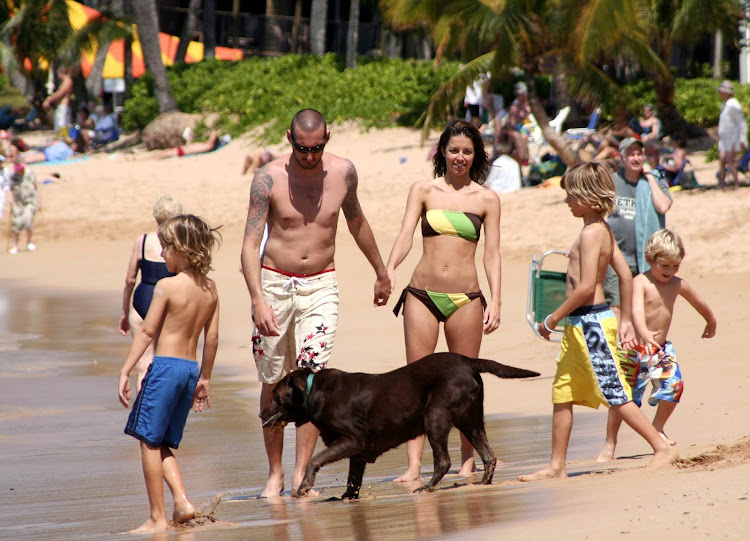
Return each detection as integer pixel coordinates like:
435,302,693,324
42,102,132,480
527,250,568,340
563,107,601,140
526,107,571,162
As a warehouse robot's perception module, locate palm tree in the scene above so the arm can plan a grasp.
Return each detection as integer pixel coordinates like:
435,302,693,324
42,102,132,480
202,0,216,59
132,0,177,113
1,0,131,97
176,0,202,63
389,0,663,166
640,0,743,136
346,0,360,68
310,0,328,55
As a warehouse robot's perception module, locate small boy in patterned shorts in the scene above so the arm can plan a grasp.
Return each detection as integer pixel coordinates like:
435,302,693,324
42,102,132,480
597,229,716,461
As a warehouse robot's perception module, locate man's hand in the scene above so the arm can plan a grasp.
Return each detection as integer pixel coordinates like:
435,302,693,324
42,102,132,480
118,373,131,408
253,302,281,336
373,274,391,306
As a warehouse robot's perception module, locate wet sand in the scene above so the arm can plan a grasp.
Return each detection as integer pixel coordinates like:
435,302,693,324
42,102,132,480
0,282,626,540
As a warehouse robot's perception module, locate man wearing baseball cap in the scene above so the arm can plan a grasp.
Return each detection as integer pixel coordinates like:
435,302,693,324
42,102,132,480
604,136,673,317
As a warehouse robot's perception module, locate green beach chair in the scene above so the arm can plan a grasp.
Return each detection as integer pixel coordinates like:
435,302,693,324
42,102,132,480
527,250,568,340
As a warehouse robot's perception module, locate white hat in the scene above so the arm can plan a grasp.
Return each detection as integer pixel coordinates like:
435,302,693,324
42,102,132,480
718,80,735,95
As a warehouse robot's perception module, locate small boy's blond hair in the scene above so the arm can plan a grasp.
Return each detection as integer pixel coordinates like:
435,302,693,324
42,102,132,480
158,214,221,275
645,229,685,263
560,161,615,216
152,194,183,224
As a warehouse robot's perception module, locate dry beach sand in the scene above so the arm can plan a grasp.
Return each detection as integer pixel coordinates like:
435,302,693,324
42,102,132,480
1,125,749,539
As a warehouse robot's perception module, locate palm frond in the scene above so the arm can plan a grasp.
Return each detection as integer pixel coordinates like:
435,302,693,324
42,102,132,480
419,52,494,139
57,12,133,66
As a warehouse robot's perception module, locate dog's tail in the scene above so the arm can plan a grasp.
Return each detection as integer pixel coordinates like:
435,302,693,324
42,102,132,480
471,358,540,379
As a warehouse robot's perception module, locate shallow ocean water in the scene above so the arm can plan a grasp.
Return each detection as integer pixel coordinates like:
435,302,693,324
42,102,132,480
0,283,607,540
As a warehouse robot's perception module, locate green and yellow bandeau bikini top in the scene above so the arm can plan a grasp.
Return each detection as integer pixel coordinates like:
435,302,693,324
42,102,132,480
421,208,483,242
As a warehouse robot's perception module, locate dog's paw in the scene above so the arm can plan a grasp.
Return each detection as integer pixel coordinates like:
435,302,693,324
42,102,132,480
412,484,435,494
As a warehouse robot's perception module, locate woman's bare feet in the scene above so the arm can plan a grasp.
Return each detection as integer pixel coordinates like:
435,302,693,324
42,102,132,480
393,467,422,483
260,472,285,498
517,465,567,482
127,517,169,534
596,441,616,463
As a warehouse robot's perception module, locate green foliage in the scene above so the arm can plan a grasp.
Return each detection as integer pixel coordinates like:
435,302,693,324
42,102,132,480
598,78,750,128
121,55,460,141
0,83,30,113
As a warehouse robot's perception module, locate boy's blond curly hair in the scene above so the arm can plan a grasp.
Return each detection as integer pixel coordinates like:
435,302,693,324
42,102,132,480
645,229,685,263
560,161,615,216
158,214,221,275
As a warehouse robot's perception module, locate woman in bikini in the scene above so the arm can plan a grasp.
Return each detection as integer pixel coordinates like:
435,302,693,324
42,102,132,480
118,194,183,390
386,119,502,482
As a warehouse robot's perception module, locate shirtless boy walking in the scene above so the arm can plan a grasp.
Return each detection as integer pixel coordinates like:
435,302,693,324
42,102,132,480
241,109,391,497
118,214,220,533
519,162,678,482
597,229,716,461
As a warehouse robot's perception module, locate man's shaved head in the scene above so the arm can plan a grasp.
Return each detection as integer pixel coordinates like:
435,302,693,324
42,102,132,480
290,109,327,136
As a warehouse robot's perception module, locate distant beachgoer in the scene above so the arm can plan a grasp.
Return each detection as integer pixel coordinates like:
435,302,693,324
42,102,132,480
42,66,73,136
716,80,747,190
118,214,220,534
517,162,677,483
20,139,78,164
150,130,226,159
628,104,661,144
597,229,716,462
604,137,672,321
386,119,501,482
242,149,276,175
78,102,119,151
7,163,40,254
496,81,531,165
119,195,184,391
464,75,486,128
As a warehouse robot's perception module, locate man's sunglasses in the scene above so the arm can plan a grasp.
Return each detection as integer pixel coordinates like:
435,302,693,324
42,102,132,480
291,137,327,154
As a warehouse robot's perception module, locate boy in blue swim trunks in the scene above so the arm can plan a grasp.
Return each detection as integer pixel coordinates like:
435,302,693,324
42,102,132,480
519,162,678,482
118,214,221,534
597,229,716,461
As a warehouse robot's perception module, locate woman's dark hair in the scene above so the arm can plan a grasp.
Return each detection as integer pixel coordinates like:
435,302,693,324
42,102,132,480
432,120,489,184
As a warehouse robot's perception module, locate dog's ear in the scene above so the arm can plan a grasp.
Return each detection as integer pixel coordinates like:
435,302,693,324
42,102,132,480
288,369,308,394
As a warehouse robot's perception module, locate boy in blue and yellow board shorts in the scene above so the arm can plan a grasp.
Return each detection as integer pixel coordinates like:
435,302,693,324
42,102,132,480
518,162,678,482
597,229,716,461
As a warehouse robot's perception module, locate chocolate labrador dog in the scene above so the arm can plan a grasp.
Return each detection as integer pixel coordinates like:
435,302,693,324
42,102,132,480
260,352,539,499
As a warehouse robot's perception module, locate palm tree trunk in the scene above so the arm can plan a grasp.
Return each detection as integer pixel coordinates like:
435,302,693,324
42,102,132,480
346,0,359,68
132,0,178,113
176,0,202,63
310,0,328,55
86,43,110,99
526,77,578,167
203,0,217,59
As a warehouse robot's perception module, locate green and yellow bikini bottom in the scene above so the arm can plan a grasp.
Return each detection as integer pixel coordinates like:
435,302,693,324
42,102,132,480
392,286,487,323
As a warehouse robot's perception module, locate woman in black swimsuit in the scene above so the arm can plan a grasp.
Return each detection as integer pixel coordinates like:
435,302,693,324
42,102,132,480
386,120,502,482
118,195,183,390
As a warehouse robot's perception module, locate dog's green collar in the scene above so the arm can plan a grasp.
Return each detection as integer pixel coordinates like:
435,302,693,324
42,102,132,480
303,373,314,408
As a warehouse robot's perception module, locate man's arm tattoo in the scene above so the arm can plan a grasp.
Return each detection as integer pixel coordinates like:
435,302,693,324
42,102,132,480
342,160,362,221
245,171,273,235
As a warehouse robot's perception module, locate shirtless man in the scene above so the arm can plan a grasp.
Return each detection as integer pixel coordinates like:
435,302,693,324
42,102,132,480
241,109,391,498
43,67,73,136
